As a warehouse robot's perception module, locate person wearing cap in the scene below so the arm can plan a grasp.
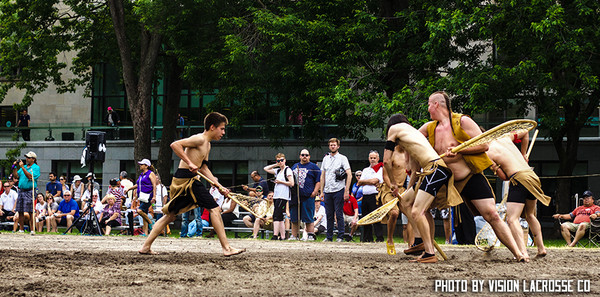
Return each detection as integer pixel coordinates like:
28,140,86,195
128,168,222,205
313,196,327,236
71,175,85,206
104,106,120,127
553,190,600,247
124,159,157,236
139,112,245,256
12,151,40,233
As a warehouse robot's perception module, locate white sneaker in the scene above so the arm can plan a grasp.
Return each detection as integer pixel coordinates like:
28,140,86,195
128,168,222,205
287,236,298,241
336,238,344,242
307,236,315,241
17,230,24,233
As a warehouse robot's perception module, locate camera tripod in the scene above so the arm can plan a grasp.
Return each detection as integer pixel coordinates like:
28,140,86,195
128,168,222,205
64,196,103,235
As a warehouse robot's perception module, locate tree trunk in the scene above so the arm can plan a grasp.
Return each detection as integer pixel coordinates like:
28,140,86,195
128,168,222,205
108,0,162,165
156,56,183,185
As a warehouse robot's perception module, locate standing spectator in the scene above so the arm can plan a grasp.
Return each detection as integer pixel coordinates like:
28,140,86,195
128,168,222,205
358,150,384,242
46,172,62,204
43,194,59,232
99,194,121,235
119,171,134,205
34,193,46,233
12,151,40,233
176,113,185,139
242,171,270,197
319,138,352,242
0,181,17,225
290,149,321,241
264,153,294,240
16,110,30,141
351,171,364,215
104,106,121,127
154,174,168,222
313,196,327,236
125,159,157,236
70,175,84,206
49,190,80,232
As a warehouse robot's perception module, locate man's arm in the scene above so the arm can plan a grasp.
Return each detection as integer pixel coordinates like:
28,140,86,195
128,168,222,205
319,166,326,198
456,116,489,155
344,167,352,200
357,170,379,186
170,135,205,173
552,213,572,220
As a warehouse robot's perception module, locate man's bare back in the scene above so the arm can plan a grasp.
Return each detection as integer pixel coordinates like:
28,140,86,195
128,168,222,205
389,123,440,168
487,136,530,177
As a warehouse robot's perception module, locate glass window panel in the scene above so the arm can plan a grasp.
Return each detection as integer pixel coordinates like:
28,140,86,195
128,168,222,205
93,64,103,96
104,64,125,96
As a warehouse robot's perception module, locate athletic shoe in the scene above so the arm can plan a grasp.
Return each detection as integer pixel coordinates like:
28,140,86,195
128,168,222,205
17,230,24,234
288,236,298,241
336,238,344,242
270,235,279,240
307,236,315,241
322,238,332,242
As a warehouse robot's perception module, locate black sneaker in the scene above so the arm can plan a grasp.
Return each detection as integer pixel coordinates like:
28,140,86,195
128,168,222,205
270,235,279,240
344,234,353,242
375,237,384,243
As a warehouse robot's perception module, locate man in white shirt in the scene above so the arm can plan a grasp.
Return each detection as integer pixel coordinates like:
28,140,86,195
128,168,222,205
320,138,352,242
358,150,385,242
0,182,17,224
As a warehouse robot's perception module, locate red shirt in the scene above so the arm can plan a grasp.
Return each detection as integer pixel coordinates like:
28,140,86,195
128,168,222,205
343,196,358,216
571,205,600,224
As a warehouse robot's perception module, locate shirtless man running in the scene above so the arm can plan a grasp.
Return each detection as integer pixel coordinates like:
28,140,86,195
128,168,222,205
384,113,461,263
487,130,550,260
419,91,524,261
139,112,245,256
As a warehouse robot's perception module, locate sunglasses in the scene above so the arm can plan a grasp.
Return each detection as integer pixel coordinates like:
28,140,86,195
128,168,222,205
3,185,9,187
300,154,309,157
64,194,71,197
25,157,33,159
369,150,378,154
276,159,285,163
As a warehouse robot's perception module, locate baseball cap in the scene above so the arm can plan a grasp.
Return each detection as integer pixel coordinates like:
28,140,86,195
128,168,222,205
24,151,37,159
107,106,113,111
583,190,594,198
138,159,151,166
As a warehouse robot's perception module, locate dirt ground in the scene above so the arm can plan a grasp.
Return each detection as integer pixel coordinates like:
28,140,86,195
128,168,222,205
0,233,598,297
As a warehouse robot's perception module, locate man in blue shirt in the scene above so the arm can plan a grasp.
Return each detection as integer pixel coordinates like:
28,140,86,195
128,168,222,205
50,190,80,233
12,151,41,233
290,149,322,240
46,172,62,203
243,171,270,197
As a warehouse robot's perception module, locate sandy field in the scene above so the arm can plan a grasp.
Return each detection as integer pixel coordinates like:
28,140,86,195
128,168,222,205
0,233,598,296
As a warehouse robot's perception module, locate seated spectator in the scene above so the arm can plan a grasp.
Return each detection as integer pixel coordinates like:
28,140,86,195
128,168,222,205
313,196,327,236
242,186,265,228
251,192,275,239
34,193,46,233
98,194,121,235
71,175,84,207
103,178,124,209
75,189,103,234
48,190,80,233
59,175,69,201
0,181,17,226
343,194,359,242
242,171,270,197
553,191,600,247
46,172,62,204
43,194,59,232
221,196,239,227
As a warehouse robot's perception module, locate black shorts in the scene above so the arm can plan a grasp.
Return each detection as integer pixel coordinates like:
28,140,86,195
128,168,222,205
414,165,451,198
272,199,287,222
169,169,219,214
507,180,536,204
460,173,494,200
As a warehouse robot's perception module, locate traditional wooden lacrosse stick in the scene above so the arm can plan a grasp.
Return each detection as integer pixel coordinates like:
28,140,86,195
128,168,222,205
475,129,539,252
197,172,270,219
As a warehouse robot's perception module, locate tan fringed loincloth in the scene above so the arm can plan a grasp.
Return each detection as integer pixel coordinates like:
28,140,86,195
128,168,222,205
162,176,200,217
376,183,405,224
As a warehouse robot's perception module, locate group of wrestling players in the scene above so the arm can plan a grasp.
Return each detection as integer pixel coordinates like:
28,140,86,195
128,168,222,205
380,91,550,263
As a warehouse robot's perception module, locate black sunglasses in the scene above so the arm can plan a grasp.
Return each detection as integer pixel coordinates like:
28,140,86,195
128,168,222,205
276,159,285,163
300,154,309,157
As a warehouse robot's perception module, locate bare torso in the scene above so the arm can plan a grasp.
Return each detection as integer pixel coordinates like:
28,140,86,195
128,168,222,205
487,136,530,177
420,119,471,180
177,133,211,169
390,146,407,187
392,123,440,168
